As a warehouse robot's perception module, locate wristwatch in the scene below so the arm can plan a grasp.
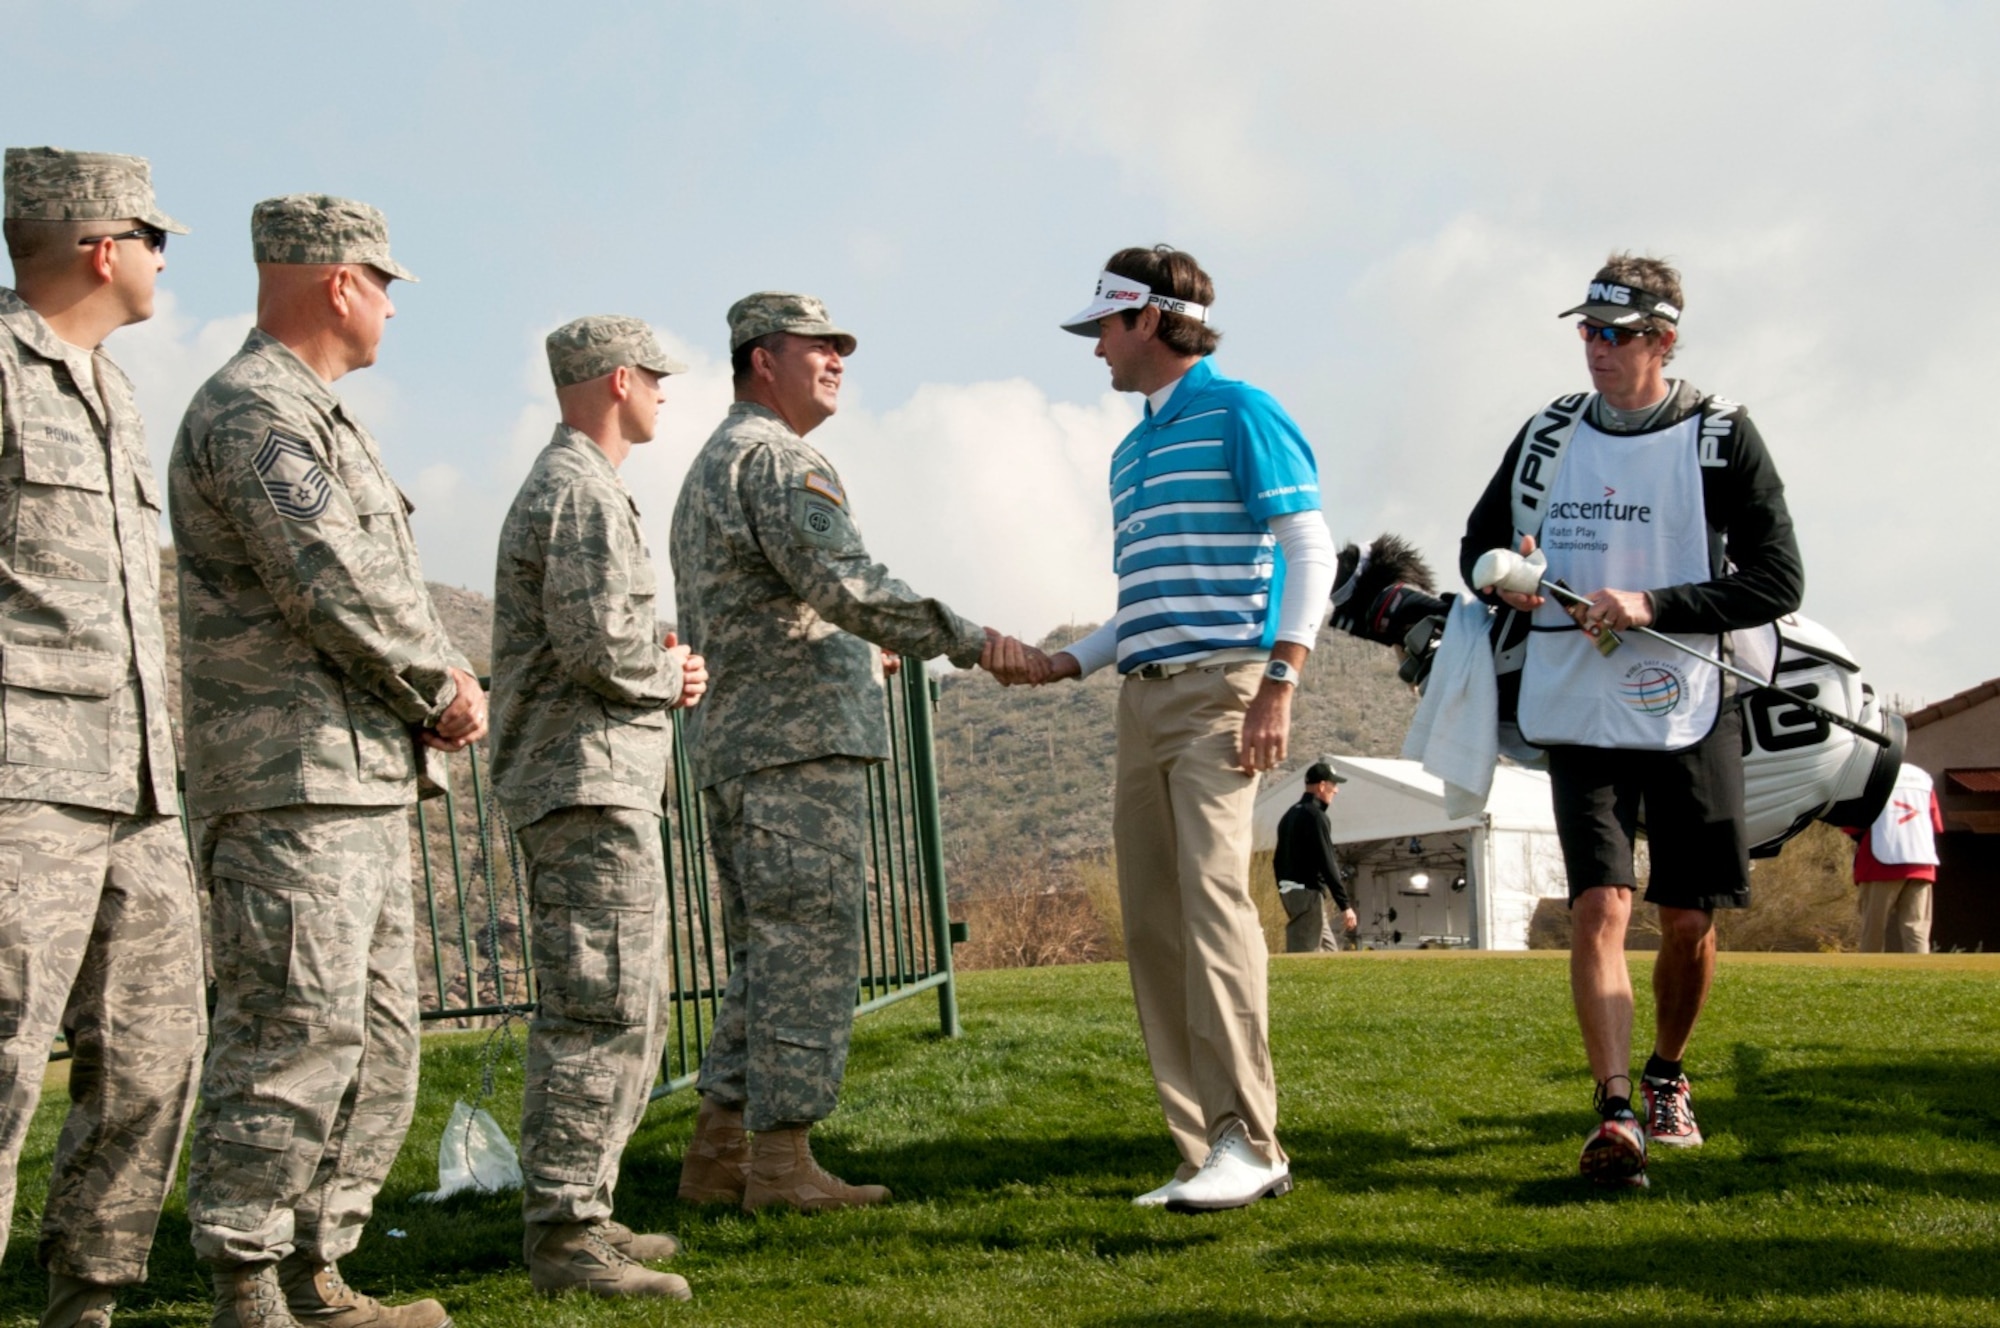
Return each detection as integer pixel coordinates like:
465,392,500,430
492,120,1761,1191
1263,659,1300,687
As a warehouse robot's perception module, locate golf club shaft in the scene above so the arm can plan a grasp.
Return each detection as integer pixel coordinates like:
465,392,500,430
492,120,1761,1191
1534,578,1891,748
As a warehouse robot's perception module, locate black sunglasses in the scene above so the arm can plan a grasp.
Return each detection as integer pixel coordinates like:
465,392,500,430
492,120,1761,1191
77,226,167,254
1577,321,1652,347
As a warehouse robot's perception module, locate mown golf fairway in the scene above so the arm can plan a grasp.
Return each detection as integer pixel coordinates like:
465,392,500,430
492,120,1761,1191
4,953,1996,1326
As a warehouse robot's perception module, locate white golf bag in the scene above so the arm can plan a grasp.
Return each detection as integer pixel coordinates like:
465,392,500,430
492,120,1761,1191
1731,614,1904,855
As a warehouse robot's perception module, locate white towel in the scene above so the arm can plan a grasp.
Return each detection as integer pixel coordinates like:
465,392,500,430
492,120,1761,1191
1403,593,1501,819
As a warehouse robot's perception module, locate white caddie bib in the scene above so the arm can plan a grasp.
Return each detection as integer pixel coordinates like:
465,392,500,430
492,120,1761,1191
1870,765,1939,865
1518,412,1721,750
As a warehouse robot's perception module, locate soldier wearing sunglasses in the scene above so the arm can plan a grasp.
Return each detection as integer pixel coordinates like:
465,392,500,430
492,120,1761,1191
1459,253,1803,1189
0,147,203,1328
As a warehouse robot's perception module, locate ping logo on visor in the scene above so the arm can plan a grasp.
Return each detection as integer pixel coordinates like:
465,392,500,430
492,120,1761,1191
1560,281,1681,326
1061,271,1210,335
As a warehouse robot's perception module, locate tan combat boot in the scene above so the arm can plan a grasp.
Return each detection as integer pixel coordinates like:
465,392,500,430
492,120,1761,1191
41,1273,115,1328
675,1095,749,1204
276,1256,451,1328
741,1126,891,1213
597,1218,680,1262
210,1264,300,1328
524,1222,691,1300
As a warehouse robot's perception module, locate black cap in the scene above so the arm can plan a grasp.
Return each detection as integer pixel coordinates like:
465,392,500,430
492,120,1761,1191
1558,279,1680,328
1305,762,1345,786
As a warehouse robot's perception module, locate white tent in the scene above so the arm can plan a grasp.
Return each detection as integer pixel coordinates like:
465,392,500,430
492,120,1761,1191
1252,756,1568,950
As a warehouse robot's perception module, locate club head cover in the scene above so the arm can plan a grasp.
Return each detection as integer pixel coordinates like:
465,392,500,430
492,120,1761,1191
1472,546,1547,595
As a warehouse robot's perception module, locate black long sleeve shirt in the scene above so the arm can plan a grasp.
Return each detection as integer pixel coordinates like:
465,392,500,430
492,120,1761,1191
1273,793,1348,909
1458,383,1804,632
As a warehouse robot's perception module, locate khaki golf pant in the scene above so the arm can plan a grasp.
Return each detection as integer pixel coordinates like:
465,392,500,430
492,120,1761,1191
1858,879,1932,954
1114,662,1279,1169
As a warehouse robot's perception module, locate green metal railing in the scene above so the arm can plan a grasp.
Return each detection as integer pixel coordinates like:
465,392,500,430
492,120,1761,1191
410,656,962,1097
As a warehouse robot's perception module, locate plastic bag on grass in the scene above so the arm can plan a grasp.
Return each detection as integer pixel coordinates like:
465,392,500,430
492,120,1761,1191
415,1099,522,1202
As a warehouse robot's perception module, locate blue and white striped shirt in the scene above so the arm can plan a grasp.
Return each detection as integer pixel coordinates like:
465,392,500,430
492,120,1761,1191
1109,359,1321,672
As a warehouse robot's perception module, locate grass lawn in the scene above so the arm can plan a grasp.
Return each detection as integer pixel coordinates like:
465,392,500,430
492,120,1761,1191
4,953,1999,1326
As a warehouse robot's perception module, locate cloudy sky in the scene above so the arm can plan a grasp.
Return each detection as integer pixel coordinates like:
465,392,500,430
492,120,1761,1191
10,1,1994,705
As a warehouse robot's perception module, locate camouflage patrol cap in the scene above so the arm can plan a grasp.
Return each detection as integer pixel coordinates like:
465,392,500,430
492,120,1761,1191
250,193,417,282
546,315,689,389
4,146,188,233
726,291,856,355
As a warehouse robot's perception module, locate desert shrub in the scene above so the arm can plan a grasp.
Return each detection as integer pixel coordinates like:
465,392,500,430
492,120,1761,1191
1075,853,1125,962
952,851,1111,970
1717,821,1858,952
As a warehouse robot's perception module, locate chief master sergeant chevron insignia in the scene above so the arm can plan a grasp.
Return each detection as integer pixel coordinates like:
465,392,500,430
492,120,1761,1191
253,427,333,519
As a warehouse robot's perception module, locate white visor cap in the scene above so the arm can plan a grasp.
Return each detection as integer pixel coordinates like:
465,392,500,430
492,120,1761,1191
1060,270,1209,336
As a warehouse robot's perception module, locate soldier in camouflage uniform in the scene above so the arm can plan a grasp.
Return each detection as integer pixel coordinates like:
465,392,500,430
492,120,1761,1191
170,195,482,1328
489,315,708,1301
669,292,1036,1212
0,146,204,1328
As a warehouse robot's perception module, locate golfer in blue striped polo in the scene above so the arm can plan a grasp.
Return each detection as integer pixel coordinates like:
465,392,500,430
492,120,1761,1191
1044,246,1337,1212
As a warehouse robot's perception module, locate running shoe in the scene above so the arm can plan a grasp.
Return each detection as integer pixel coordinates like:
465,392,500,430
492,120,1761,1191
1642,1074,1704,1148
1578,1112,1647,1187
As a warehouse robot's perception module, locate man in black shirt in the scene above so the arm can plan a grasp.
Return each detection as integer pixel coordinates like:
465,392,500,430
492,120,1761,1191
1273,763,1354,953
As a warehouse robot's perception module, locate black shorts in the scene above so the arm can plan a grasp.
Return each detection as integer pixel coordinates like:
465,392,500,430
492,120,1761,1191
1545,704,1751,912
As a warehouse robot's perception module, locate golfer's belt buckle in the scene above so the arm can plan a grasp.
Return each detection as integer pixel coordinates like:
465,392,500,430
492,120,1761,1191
1556,578,1622,657
1131,662,1183,680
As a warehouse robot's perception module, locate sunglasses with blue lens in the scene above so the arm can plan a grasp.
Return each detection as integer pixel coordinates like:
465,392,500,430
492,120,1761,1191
1577,321,1652,347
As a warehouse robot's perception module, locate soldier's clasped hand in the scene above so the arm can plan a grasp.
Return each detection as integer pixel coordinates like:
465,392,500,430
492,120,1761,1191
664,631,708,709
422,668,488,752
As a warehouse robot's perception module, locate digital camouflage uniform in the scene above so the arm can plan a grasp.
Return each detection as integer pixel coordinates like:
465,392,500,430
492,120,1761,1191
669,294,986,1130
170,196,465,1269
488,314,691,1229
0,147,204,1290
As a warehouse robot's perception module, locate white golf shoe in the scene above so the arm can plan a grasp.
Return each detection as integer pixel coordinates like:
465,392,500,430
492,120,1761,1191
1165,1125,1291,1213
1132,1178,1181,1207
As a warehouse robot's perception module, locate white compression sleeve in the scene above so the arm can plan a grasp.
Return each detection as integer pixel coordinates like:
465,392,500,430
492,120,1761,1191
1270,509,1337,648
1057,618,1120,677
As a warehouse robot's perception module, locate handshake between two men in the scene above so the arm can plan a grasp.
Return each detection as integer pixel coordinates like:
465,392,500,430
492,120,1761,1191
975,627,1071,688
971,627,1300,778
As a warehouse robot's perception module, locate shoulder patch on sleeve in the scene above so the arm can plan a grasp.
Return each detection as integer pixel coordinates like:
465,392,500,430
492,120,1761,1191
791,488,860,551
253,428,333,520
803,470,845,506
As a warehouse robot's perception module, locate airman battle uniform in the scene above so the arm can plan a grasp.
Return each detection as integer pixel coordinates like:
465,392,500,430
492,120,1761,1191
170,196,460,1326
489,314,693,1297
0,148,202,1315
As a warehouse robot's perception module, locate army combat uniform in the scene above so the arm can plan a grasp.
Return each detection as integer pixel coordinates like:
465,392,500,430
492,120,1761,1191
0,148,203,1294
670,297,985,1133
490,398,686,1227
169,199,468,1274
